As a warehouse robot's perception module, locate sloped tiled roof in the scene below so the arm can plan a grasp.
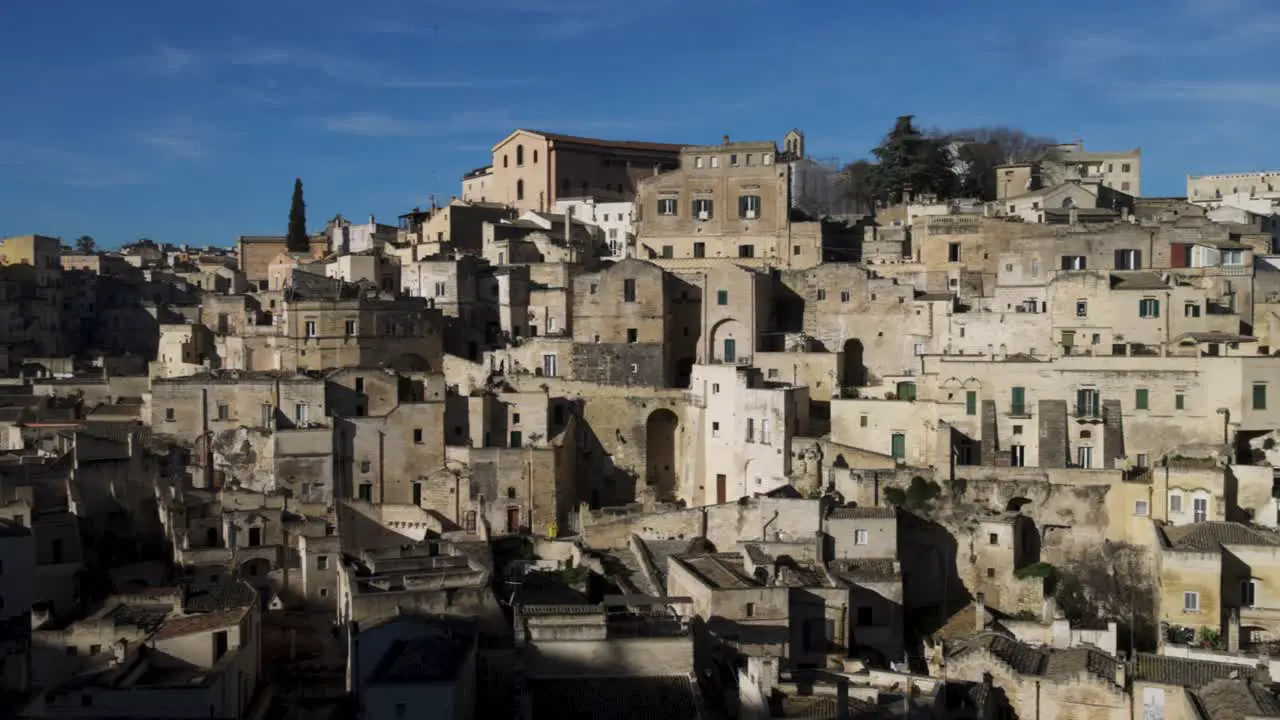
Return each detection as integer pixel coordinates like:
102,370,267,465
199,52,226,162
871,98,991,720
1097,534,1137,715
1196,678,1280,719
1163,522,1280,551
829,559,899,584
952,634,1116,686
1132,653,1257,688
1041,647,1117,682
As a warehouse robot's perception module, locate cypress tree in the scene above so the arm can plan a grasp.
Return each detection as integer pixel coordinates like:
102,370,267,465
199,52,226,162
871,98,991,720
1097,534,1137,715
286,178,309,252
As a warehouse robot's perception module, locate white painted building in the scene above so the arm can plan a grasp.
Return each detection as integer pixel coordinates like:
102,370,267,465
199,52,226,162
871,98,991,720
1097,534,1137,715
0,518,35,693
329,215,399,255
681,364,810,507
552,196,635,260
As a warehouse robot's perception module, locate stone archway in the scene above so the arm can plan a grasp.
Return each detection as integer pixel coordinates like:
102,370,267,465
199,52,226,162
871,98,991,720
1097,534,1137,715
709,318,746,364
645,409,679,500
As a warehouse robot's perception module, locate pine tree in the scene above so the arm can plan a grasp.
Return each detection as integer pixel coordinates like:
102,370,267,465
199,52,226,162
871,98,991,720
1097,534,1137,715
286,178,309,252
869,115,956,204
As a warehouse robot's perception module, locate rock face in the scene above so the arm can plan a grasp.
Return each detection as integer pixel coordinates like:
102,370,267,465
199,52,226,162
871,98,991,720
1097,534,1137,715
210,427,276,492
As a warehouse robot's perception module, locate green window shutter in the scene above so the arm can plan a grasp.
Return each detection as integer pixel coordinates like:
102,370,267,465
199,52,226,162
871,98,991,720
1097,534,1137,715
966,391,977,416
1254,384,1268,410
1175,393,1185,410
1136,389,1149,410
891,433,905,460
1011,387,1025,414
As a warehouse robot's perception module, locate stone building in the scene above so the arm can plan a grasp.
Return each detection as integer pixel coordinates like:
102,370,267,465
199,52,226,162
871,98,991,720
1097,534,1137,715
634,137,829,269
462,129,686,213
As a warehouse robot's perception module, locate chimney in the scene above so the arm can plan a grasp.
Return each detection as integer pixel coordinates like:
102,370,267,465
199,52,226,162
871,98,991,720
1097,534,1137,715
1229,607,1241,652
974,593,986,632
722,134,730,145
1115,652,1127,688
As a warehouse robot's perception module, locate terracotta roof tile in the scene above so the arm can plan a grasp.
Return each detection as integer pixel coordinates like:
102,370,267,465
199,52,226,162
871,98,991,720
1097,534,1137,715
151,607,248,641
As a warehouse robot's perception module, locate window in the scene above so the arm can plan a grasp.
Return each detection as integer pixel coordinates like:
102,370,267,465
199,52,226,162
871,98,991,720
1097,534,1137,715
816,289,826,300
738,244,755,258
360,460,371,474
413,428,423,444
510,431,522,448
165,408,175,422
712,383,720,394
626,328,638,344
542,354,558,377
1183,591,1199,612
717,290,728,305
693,198,713,220
1194,497,1208,522
214,630,228,661
661,245,673,258
855,529,869,545
890,432,905,461
1060,255,1086,270
1185,302,1201,318
694,156,704,169
1010,386,1026,416
988,533,999,546
503,154,508,168
1222,249,1244,266
948,243,961,262
693,242,705,258
657,198,677,216
739,195,761,219
712,422,720,438
746,418,755,442
1135,388,1149,410
710,156,719,168
1175,393,1185,410
745,602,755,617
760,418,770,445
623,279,637,302
730,154,739,167
1254,383,1268,410
840,291,851,303
1139,298,1160,318
859,415,868,428
1135,500,1149,516
1170,493,1183,514
295,403,309,424
216,403,228,421
1243,579,1256,607
1076,300,1087,317
965,391,977,416
345,320,356,335
305,320,317,337
516,179,524,201
1122,163,1132,173
317,555,329,570
1121,181,1131,191
914,343,925,356
1010,445,1025,467
1114,249,1142,271
515,144,524,166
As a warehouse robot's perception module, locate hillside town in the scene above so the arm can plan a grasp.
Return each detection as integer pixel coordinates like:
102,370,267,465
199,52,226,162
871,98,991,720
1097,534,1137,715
4,123,1280,719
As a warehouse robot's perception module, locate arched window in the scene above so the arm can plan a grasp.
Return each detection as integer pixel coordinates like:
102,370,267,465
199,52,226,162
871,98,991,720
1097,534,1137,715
516,179,524,201
532,149,538,163
1061,196,1075,209
516,145,524,166
503,154,509,168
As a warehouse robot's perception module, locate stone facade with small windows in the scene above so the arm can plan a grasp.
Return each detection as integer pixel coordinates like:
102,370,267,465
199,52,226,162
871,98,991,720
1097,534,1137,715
467,129,685,213
682,364,810,506
634,137,829,269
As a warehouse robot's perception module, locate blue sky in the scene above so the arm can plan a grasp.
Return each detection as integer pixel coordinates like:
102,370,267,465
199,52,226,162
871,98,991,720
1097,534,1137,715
1,0,1278,248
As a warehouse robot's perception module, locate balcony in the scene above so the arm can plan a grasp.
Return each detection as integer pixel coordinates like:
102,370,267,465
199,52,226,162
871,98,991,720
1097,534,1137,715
1074,404,1102,420
1220,265,1249,276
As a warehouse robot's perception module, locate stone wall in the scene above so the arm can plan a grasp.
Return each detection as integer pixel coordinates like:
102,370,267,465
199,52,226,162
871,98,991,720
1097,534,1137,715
570,343,665,387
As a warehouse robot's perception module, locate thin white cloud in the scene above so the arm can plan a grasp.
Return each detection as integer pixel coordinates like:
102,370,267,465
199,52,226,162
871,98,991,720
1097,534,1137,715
323,110,670,139
1119,80,1280,109
0,141,149,188
138,43,532,90
136,116,212,160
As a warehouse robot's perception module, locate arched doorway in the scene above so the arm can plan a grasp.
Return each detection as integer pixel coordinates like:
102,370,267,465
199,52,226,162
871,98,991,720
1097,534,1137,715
645,409,679,500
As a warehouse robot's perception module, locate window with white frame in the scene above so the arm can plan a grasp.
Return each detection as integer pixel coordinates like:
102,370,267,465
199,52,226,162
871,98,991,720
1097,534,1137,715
1169,493,1183,514
1183,591,1199,612
1222,249,1244,266
541,354,557,377
693,198,714,220
854,529,869,545
1134,500,1149,516
305,320,317,337
657,198,677,216
739,195,761,219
